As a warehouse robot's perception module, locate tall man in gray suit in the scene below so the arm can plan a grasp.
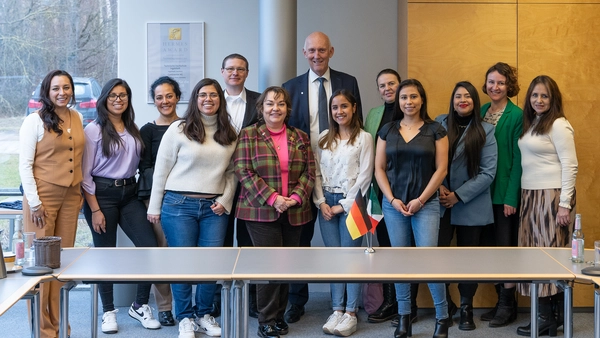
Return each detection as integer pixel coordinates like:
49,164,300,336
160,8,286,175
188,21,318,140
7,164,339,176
282,31,362,324
214,53,260,318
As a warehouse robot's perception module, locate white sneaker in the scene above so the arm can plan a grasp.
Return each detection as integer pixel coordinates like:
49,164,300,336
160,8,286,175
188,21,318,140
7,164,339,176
323,311,344,335
128,303,161,329
101,309,119,334
179,317,198,338
196,314,221,337
333,313,357,337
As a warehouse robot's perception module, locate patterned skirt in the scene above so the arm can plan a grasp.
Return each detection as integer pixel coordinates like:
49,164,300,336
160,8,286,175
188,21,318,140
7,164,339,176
517,188,576,297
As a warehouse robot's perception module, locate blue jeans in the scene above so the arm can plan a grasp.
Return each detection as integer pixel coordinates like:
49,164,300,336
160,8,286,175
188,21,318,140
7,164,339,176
160,192,228,320
83,177,158,312
382,196,449,320
319,191,363,312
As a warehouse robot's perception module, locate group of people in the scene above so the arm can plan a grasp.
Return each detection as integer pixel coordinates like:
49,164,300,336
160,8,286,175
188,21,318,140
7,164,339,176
18,30,577,338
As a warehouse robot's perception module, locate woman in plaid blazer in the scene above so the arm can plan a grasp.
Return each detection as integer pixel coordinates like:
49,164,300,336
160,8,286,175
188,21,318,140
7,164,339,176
234,86,315,338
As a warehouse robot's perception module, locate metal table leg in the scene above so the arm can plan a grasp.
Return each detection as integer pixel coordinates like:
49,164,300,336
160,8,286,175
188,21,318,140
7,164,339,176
531,283,538,338
595,285,600,338
25,288,40,338
91,284,98,338
558,281,573,338
59,281,77,338
221,281,231,338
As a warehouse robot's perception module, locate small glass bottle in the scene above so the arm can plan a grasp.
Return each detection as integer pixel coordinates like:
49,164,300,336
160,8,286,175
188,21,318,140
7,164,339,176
12,215,25,265
571,214,584,263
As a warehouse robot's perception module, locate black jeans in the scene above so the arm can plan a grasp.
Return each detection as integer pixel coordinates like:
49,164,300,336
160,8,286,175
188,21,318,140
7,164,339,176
246,214,302,325
83,177,158,312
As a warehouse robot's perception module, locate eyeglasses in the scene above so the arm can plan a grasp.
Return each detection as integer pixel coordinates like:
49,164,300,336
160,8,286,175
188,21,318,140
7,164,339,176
197,92,219,100
108,93,129,102
223,67,247,73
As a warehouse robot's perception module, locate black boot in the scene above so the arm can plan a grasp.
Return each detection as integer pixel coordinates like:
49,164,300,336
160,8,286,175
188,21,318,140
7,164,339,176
368,283,398,323
481,284,501,321
433,318,450,338
459,304,476,330
490,285,517,327
394,315,412,338
516,296,558,337
551,292,564,329
410,283,419,323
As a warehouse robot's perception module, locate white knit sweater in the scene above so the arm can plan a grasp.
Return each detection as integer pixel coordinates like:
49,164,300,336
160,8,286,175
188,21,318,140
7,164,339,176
147,113,237,214
518,117,577,208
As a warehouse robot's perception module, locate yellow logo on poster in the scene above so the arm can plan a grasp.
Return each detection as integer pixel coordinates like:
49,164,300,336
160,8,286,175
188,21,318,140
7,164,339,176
169,28,182,40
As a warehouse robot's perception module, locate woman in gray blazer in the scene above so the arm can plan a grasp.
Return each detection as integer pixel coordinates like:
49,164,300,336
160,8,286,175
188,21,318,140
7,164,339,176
435,81,497,331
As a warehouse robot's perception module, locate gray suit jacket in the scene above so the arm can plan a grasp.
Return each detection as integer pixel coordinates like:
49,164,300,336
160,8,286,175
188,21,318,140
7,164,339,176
436,114,497,226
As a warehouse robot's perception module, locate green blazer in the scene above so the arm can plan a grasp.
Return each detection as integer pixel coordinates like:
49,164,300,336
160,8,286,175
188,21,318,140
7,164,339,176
364,105,385,196
481,99,523,208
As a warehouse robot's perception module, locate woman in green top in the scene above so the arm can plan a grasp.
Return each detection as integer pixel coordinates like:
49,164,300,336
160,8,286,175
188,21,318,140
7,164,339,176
479,62,523,327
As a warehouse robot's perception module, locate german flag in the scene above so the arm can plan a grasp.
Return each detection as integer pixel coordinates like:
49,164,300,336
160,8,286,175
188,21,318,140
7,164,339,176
346,189,372,240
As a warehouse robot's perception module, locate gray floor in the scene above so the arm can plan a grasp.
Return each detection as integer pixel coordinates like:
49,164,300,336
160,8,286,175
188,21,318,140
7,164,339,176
0,287,594,338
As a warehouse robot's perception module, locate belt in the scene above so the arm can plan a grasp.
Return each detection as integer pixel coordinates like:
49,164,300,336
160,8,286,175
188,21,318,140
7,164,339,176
93,176,136,187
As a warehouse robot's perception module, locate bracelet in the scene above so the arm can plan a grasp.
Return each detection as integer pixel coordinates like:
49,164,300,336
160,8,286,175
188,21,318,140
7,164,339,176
30,204,41,212
417,197,424,207
91,209,101,213
390,198,396,204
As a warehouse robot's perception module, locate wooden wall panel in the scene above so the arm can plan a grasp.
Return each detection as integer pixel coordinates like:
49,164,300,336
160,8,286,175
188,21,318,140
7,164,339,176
408,3,517,117
518,3,600,307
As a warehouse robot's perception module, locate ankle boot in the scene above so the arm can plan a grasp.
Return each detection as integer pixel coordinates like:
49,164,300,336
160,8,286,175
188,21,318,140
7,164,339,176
490,285,517,327
459,304,476,330
394,314,412,338
368,283,398,323
551,292,564,328
481,283,501,321
516,296,557,337
410,283,419,323
433,318,449,338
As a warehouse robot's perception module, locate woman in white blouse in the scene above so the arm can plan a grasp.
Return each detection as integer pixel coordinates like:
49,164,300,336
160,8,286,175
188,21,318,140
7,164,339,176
516,75,577,336
313,89,374,337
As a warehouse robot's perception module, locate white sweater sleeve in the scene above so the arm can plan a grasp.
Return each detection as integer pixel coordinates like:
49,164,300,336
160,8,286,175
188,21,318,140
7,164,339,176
550,118,578,208
18,114,45,208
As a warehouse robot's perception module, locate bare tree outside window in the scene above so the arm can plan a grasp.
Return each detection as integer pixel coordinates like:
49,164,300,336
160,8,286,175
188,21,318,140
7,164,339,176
0,0,118,189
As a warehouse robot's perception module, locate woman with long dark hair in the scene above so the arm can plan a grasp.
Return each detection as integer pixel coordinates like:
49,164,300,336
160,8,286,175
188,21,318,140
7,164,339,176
82,78,160,334
516,75,577,336
315,89,374,336
19,69,84,338
374,79,450,338
435,81,497,331
148,78,238,338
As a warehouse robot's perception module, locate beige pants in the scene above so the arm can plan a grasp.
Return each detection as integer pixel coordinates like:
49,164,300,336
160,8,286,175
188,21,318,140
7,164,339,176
24,181,80,338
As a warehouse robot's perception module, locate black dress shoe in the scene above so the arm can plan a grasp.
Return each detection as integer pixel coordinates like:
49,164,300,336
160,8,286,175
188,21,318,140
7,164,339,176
459,304,476,330
209,301,220,318
284,304,304,323
274,318,289,335
258,324,280,338
158,310,175,326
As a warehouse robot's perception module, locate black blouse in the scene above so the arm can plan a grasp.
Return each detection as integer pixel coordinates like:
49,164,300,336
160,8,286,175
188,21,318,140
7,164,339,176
377,120,447,203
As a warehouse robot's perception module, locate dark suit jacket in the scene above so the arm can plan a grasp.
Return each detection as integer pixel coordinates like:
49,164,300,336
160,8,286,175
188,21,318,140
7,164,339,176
283,68,362,137
241,88,260,129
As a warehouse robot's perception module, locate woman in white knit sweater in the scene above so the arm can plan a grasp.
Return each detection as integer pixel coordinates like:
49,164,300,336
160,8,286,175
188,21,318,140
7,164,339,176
516,75,577,337
147,78,238,338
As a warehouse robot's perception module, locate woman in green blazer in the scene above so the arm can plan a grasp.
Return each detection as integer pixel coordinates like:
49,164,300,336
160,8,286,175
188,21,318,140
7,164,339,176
479,62,523,327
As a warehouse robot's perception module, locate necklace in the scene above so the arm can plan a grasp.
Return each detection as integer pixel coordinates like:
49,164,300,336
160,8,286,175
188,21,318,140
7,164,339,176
401,120,422,130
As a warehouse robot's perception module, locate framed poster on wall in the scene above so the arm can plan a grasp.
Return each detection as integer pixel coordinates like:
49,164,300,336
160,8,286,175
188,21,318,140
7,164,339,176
147,22,204,103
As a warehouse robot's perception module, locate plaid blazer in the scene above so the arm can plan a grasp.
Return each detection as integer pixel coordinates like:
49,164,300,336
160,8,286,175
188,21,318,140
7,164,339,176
234,123,315,225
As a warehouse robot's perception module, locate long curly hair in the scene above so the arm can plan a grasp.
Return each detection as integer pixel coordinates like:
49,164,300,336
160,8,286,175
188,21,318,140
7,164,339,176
38,70,76,136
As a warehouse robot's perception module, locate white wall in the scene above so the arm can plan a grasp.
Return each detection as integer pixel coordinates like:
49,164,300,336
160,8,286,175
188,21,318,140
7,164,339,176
119,0,398,124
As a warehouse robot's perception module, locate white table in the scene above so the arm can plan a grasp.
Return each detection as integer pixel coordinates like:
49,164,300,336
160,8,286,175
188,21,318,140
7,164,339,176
232,247,576,338
56,247,240,338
